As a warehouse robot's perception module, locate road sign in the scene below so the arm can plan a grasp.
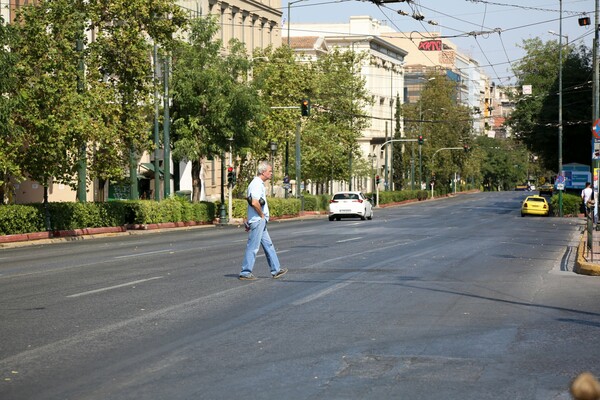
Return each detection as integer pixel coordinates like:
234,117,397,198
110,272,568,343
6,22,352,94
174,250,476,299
556,183,565,191
556,175,565,184
594,138,600,160
593,119,600,139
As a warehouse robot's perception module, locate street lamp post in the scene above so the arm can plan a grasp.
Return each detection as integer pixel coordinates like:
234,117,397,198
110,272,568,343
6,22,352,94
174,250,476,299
270,141,278,196
227,137,234,222
287,0,307,46
548,25,568,216
368,153,376,192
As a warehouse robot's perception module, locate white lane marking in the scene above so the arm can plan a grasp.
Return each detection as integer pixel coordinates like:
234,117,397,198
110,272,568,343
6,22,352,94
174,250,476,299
257,249,290,258
336,237,362,243
292,281,354,306
114,250,172,259
66,276,164,298
295,229,316,234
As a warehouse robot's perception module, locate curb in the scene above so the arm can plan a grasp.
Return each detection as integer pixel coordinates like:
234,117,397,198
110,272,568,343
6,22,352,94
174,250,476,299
576,234,600,276
0,223,214,248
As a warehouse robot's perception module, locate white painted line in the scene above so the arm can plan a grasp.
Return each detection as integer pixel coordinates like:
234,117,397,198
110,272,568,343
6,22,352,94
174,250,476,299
114,250,172,259
66,276,164,298
257,249,290,258
292,281,353,306
295,229,316,234
336,237,363,243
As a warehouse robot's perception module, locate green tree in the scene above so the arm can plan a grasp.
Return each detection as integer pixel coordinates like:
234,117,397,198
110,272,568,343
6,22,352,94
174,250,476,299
10,0,185,204
251,46,313,187
12,0,92,205
251,46,371,193
302,48,371,191
0,16,22,204
402,74,473,188
475,136,529,191
392,93,404,189
87,0,186,198
171,17,262,201
508,38,592,171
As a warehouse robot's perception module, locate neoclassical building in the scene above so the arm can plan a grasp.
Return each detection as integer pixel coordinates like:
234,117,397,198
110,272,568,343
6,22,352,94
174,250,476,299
288,16,407,193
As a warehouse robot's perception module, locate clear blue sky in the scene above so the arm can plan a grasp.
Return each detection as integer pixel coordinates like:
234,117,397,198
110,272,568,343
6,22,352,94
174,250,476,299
282,0,594,84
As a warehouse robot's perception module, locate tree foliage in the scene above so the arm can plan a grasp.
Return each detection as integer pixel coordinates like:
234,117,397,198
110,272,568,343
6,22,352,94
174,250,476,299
0,16,22,203
7,0,185,202
401,74,473,187
252,46,371,192
508,38,592,172
171,17,262,201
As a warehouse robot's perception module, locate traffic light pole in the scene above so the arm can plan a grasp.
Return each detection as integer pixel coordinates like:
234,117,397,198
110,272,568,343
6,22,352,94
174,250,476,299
227,139,233,223
380,138,419,192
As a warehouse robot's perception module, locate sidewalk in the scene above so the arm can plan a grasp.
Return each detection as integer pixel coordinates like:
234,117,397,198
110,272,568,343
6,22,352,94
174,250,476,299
577,225,600,276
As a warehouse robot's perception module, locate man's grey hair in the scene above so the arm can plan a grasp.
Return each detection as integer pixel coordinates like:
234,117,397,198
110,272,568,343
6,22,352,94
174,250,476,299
257,160,271,175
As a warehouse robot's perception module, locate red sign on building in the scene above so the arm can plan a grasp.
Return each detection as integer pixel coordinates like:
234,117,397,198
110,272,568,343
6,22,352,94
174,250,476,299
418,40,442,51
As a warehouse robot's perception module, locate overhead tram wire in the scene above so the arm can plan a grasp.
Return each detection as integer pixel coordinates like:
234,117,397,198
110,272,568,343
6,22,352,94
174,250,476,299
377,2,508,82
466,0,589,16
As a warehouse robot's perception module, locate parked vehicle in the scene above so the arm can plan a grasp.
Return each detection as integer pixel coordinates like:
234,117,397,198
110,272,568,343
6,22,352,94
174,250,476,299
538,183,553,196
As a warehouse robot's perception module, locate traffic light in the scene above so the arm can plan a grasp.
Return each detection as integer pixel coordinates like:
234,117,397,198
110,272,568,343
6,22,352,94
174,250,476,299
375,175,380,185
227,167,234,188
418,135,424,145
301,99,310,117
463,144,470,153
579,16,591,26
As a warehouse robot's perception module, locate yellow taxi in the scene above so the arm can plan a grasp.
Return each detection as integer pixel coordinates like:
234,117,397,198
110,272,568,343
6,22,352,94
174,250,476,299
521,195,550,217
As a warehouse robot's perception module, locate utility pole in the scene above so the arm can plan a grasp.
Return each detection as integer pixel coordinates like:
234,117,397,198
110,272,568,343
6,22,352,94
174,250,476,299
558,0,564,217
153,43,161,201
163,52,171,199
76,33,86,202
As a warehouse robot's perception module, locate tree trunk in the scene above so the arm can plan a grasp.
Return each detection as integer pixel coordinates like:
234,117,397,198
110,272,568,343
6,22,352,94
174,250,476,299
192,158,202,202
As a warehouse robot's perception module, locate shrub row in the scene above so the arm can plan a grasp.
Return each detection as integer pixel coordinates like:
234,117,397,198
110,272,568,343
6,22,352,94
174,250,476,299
0,198,215,235
550,193,581,216
0,188,470,236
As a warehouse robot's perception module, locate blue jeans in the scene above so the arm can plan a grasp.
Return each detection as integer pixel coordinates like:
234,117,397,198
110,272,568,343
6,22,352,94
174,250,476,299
240,218,281,277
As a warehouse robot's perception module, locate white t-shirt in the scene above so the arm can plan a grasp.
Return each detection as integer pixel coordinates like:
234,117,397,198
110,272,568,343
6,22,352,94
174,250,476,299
247,176,269,223
581,187,593,204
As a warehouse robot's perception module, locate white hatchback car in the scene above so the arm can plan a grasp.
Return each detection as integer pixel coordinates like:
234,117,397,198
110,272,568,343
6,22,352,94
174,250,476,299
328,191,374,221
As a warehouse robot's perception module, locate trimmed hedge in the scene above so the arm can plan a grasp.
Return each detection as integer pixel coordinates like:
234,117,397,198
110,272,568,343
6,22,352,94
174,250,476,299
550,193,581,216
0,198,215,235
0,205,45,235
374,190,430,205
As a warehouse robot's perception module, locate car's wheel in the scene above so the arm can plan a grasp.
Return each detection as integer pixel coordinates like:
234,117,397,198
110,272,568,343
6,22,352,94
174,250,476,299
329,216,334,221
521,213,525,217
361,215,366,220
367,214,372,220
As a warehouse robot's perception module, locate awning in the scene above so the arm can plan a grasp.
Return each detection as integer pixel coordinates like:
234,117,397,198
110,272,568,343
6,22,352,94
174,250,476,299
140,162,164,177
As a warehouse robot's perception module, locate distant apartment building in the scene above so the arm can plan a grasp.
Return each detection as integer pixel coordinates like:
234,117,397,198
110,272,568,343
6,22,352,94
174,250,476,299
381,32,490,137
486,83,516,139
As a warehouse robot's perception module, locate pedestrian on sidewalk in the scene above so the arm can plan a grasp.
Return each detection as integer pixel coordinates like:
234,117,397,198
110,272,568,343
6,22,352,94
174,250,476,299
239,160,288,281
581,181,593,217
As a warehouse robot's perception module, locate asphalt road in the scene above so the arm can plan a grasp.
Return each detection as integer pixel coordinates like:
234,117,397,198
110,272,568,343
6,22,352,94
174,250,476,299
0,191,598,400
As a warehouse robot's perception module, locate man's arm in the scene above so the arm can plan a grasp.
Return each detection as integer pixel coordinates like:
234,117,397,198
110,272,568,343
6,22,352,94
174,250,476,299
251,198,264,219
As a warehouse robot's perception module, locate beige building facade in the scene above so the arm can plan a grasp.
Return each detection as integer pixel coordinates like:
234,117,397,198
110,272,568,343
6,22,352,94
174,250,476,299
287,16,407,193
